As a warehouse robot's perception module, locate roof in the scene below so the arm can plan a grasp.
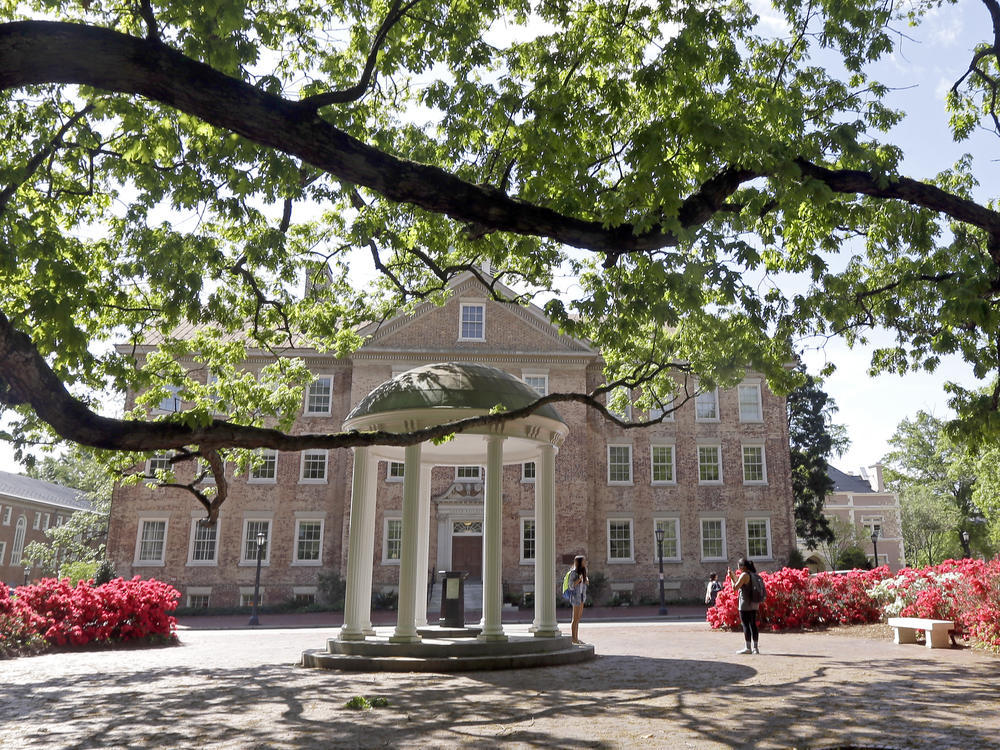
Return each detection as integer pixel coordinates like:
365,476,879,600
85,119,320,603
347,362,565,424
0,470,93,512
828,465,876,493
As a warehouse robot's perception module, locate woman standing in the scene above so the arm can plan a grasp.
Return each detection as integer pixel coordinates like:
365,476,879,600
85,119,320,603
728,556,760,654
567,555,589,644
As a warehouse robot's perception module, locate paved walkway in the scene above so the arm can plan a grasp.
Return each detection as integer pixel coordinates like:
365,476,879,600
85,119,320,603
2,618,998,749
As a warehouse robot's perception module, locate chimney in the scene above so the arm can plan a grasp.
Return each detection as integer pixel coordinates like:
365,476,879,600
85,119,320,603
865,464,885,492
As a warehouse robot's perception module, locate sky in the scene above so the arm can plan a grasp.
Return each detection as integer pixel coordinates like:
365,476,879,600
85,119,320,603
0,1,996,478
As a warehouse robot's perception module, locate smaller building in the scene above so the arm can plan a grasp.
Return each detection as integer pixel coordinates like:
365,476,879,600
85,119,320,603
0,470,94,586
801,464,905,571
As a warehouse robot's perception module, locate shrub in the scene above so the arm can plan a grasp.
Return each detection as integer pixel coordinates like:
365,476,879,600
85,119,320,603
317,570,346,610
586,571,608,605
58,560,99,586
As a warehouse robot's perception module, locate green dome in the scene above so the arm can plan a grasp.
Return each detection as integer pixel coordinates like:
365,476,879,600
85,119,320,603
347,362,564,424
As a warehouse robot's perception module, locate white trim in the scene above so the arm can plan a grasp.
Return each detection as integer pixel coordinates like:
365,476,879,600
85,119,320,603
292,518,325,565
521,461,536,483
521,372,549,396
299,449,329,483
239,516,273,566
652,517,681,562
1,505,10,525
303,374,334,416
694,384,719,422
520,516,536,564
0,540,6,566
650,442,676,485
455,465,482,482
186,517,219,566
606,517,635,563
239,587,264,607
248,449,278,483
738,381,763,422
741,443,768,484
386,460,405,483
700,517,727,562
458,301,486,341
33,511,41,530
146,452,172,476
607,443,633,485
186,587,212,608
745,516,773,560
382,516,403,565
134,515,169,567
697,443,724,485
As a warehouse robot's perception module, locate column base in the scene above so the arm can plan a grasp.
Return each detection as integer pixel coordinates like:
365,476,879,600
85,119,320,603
477,631,509,642
338,629,367,641
388,633,422,644
531,626,561,638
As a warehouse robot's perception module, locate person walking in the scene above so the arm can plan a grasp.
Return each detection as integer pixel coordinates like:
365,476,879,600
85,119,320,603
567,555,588,644
728,557,761,654
705,572,723,607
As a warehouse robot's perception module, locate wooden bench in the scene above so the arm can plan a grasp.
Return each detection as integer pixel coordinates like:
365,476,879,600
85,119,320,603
887,617,954,649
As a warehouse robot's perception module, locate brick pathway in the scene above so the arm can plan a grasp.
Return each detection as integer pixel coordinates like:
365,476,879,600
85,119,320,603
1,619,998,749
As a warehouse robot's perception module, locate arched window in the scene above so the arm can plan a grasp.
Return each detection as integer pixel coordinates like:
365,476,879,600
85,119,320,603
11,515,26,566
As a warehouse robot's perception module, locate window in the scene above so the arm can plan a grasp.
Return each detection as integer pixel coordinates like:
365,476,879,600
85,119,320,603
742,445,767,483
33,512,41,530
11,516,26,566
147,452,172,475
608,387,632,421
294,590,316,605
197,458,219,485
241,519,271,564
738,382,763,422
607,519,634,562
300,450,328,482
387,461,405,482
653,518,680,561
607,445,633,484
157,384,182,413
304,376,333,416
521,518,536,562
698,445,722,483
294,520,323,564
522,462,536,482
43,513,50,530
240,590,264,608
701,518,727,560
459,302,485,340
456,466,481,481
135,519,167,565
188,593,211,609
746,518,772,559
522,374,548,396
651,444,675,484
383,518,402,563
2,506,11,525
189,520,218,564
249,449,278,482
55,515,64,526
861,516,884,539
0,541,6,566
695,387,719,421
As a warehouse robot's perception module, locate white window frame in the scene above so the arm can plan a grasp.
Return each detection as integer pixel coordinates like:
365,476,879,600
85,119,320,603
860,515,885,539
10,516,26,566
33,511,41,530
520,517,536,564
299,449,329,483
459,302,486,341
42,513,50,530
521,461,536,483
522,373,549,396
608,386,632,421
186,587,212,609
698,444,723,484
746,517,772,560
742,444,767,484
0,540,6,566
653,517,681,562
156,384,182,413
455,465,482,482
240,588,264,608
240,517,272,566
695,385,719,422
607,517,635,563
382,516,403,564
134,516,169,566
248,449,278,483
738,381,763,422
304,375,333,416
650,443,676,485
146,452,172,475
700,518,727,561
607,444,633,485
648,393,676,421
187,517,219,566
387,461,405,482
1,505,10,525
55,515,64,527
293,518,325,565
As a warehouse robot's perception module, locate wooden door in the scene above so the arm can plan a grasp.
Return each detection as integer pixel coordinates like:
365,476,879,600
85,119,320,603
451,536,483,579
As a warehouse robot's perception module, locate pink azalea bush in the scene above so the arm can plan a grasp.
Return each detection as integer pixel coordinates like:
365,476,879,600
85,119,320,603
708,559,1000,653
1,576,179,657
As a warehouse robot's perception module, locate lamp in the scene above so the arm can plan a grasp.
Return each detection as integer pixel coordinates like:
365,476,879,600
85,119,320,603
654,527,667,616
248,530,267,626
960,530,971,558
23,565,31,587
870,528,880,569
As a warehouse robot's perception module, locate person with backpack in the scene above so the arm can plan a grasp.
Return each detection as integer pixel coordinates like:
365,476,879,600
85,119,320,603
564,555,589,644
704,572,723,607
727,556,764,655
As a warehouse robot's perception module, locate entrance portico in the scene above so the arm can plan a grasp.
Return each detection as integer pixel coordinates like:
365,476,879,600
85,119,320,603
338,362,569,646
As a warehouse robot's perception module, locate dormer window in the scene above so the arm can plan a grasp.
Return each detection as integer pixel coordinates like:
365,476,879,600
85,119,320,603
459,303,485,341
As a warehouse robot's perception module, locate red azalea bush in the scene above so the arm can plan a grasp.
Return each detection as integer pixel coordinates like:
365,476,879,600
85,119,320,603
706,566,891,631
1,576,179,657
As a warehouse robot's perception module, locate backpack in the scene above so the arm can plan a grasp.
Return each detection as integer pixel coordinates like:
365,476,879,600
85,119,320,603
561,570,573,601
750,572,766,604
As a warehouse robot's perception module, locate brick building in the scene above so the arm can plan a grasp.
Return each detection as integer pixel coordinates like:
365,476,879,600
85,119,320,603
0,470,93,587
107,272,796,608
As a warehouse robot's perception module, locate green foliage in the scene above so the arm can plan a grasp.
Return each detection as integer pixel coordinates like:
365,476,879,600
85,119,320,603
58,560,99,585
317,570,347,610
835,546,873,571
585,570,608,606
900,485,963,567
787,548,806,569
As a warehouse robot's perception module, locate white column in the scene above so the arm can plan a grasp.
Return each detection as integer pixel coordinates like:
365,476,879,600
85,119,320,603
390,443,423,643
359,452,378,635
479,434,508,641
340,447,374,640
414,463,433,628
532,443,560,636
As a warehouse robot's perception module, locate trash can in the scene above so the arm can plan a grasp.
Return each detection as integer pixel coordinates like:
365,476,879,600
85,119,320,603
438,570,467,628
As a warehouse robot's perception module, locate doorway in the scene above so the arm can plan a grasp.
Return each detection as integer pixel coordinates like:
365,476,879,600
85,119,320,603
451,535,483,579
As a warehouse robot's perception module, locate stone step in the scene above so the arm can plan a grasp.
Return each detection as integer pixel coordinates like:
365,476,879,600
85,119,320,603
428,580,483,614
327,634,575,658
302,641,594,672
